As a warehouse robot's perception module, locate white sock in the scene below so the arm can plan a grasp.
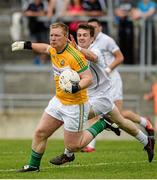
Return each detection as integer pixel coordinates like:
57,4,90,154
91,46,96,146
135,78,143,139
140,117,147,128
87,138,96,148
135,130,148,146
64,148,74,157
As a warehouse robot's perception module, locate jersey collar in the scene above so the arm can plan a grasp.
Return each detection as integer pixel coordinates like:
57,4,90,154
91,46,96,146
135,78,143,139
57,43,68,54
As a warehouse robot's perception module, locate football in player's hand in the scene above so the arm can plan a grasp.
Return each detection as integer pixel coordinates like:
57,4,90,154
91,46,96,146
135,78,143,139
59,69,80,93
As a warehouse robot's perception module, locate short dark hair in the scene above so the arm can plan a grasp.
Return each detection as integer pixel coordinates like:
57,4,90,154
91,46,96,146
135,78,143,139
88,18,101,26
77,24,95,37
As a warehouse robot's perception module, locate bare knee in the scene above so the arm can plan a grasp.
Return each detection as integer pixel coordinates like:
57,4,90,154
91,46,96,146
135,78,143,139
34,128,49,141
121,110,132,119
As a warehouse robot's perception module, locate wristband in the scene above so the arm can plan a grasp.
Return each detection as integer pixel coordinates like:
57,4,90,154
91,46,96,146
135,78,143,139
72,84,81,93
24,41,32,50
105,67,112,74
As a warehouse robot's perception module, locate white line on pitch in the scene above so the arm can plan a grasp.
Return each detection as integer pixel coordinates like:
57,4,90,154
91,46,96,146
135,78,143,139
0,160,156,172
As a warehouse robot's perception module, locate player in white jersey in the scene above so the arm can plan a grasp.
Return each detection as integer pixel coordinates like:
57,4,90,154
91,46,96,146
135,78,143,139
82,18,154,152
50,24,154,165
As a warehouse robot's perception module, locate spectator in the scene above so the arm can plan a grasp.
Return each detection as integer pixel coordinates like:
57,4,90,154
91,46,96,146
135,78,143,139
81,0,107,33
114,0,137,64
131,0,156,64
81,0,107,16
23,0,48,43
10,12,23,41
10,0,32,41
131,0,156,20
59,0,84,40
47,0,64,20
60,0,84,16
23,0,49,64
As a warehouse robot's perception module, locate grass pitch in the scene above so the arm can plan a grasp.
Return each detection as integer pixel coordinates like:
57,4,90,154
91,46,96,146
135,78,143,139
0,139,156,179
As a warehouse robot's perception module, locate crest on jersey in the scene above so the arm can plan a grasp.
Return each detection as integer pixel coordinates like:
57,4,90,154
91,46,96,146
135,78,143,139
60,60,65,66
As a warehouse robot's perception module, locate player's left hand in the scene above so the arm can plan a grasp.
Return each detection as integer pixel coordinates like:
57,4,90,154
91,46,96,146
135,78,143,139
60,80,80,94
71,84,81,93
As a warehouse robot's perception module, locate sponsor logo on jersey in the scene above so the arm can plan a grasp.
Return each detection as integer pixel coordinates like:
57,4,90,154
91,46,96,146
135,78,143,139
60,60,65,66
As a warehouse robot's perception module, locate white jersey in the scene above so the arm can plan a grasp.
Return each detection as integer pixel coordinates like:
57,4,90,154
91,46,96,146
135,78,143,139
87,45,111,96
87,45,114,115
90,32,123,100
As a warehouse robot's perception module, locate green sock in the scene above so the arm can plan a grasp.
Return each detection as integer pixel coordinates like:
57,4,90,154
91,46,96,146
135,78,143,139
29,149,43,168
87,118,107,138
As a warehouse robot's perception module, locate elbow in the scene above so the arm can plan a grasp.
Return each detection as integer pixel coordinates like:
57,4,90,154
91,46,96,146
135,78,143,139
121,53,124,62
119,55,124,64
121,57,124,64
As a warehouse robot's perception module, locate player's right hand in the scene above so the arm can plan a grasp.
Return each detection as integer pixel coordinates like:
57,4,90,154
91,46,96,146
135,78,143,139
11,41,25,51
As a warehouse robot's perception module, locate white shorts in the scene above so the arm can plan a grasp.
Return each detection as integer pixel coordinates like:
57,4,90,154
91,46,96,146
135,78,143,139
89,90,115,115
110,71,123,101
45,96,90,132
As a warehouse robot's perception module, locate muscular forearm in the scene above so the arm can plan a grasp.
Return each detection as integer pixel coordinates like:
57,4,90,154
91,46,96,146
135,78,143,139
32,43,50,54
79,77,92,90
108,50,124,71
79,69,93,90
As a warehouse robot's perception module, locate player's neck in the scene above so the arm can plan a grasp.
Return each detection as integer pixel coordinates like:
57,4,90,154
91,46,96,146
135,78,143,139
56,43,68,54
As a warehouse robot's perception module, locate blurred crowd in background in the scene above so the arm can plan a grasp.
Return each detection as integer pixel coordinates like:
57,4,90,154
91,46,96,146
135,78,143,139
9,0,157,65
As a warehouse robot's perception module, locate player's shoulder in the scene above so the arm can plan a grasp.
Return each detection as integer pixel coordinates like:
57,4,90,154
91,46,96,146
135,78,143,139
90,45,101,55
49,46,56,54
67,43,86,59
100,32,115,42
67,43,80,54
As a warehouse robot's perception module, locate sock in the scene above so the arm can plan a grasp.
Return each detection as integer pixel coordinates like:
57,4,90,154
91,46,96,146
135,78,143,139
29,149,43,168
87,138,96,149
135,130,148,146
87,118,107,138
64,148,74,157
140,117,147,128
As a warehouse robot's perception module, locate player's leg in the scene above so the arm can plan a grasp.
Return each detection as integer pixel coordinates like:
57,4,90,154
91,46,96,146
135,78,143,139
121,110,154,136
114,99,123,113
115,95,154,137
82,95,121,153
82,114,120,153
108,106,155,162
54,117,113,164
50,97,121,165
17,96,63,172
81,116,98,152
17,112,63,172
81,107,99,152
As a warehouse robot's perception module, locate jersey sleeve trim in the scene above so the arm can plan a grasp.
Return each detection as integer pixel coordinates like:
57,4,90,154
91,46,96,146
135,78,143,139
78,65,89,73
46,45,51,54
112,47,120,53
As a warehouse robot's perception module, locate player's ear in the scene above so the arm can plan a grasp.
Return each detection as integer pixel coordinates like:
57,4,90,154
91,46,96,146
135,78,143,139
100,26,103,32
90,37,94,44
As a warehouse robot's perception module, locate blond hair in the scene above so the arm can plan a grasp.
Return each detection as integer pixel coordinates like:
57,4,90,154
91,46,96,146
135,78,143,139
50,22,69,36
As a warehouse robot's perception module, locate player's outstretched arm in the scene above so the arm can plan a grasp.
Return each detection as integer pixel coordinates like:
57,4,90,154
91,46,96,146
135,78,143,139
11,41,50,54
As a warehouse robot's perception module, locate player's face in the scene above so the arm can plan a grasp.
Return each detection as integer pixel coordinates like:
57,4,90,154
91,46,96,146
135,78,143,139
50,27,68,51
77,29,93,49
88,22,102,37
